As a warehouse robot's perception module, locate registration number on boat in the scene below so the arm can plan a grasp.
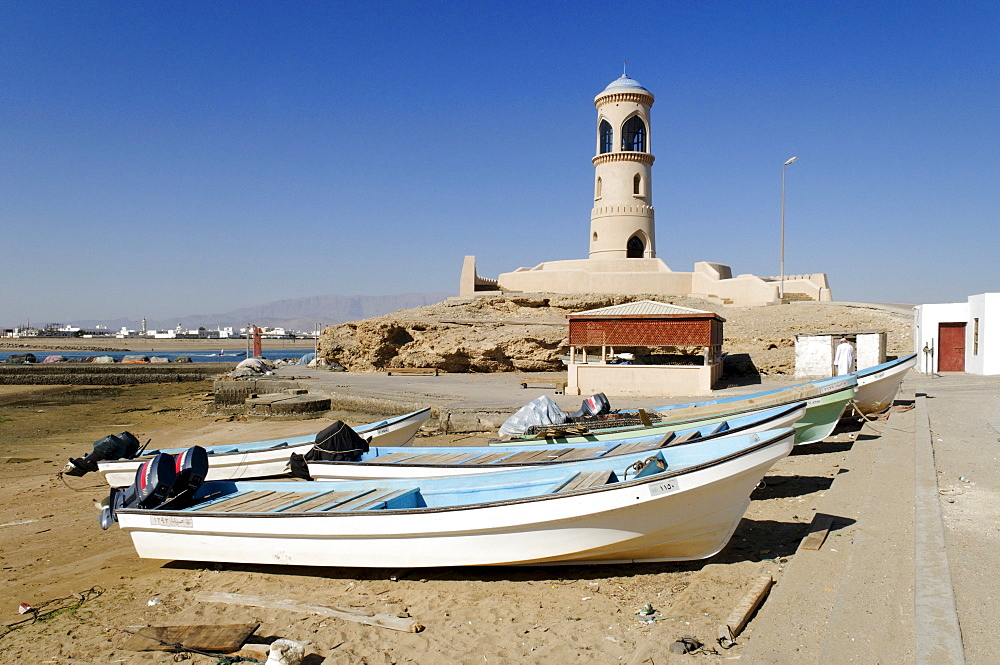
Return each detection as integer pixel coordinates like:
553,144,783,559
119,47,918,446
151,515,193,529
648,479,679,496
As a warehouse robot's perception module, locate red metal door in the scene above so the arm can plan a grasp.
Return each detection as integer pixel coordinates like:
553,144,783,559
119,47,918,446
938,322,966,372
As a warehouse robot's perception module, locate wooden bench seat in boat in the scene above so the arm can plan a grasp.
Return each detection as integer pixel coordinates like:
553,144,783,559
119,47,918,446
323,488,418,511
190,487,420,513
663,430,699,447
487,449,575,464
551,469,615,493
394,452,481,465
605,440,664,456
363,446,621,468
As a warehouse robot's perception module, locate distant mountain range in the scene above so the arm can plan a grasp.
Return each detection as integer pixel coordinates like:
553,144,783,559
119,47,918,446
68,292,454,333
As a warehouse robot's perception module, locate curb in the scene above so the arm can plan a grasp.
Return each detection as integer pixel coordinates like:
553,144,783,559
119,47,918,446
914,395,966,664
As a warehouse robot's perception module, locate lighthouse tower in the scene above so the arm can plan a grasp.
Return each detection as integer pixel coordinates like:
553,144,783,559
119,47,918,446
589,72,655,260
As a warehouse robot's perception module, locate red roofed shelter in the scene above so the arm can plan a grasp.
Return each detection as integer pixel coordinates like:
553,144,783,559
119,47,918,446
565,300,725,397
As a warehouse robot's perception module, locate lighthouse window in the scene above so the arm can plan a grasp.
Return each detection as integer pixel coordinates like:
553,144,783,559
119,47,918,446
596,177,602,199
599,120,613,154
633,174,641,195
622,116,646,152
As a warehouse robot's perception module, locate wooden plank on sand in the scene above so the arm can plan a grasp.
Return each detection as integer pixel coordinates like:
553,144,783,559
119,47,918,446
800,513,835,551
198,592,423,633
717,574,774,646
125,623,259,652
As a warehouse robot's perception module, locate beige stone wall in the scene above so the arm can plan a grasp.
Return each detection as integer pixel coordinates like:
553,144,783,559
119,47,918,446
566,362,719,397
495,256,829,307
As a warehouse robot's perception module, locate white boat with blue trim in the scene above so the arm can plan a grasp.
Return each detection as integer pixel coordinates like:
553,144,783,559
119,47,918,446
96,408,431,487
305,402,805,481
103,427,795,567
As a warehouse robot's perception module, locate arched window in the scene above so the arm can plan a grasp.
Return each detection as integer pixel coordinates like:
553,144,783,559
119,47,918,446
595,177,602,199
627,235,645,258
599,120,613,154
633,174,641,196
622,116,646,152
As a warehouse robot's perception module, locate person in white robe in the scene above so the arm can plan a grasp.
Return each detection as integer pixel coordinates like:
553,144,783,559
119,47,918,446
834,338,855,375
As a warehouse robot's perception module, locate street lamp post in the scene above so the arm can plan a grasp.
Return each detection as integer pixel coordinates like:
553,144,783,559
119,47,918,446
780,156,798,300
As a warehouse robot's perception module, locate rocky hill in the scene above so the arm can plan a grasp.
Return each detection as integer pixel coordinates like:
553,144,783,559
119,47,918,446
66,292,453,333
318,294,913,376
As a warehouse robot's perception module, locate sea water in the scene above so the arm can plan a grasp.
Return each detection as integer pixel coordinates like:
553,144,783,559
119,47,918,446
0,348,311,363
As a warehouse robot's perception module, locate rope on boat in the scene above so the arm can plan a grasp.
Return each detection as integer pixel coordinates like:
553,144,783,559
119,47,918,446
56,471,107,493
623,455,665,480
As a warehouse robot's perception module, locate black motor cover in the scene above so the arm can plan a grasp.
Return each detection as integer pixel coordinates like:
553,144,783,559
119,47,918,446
310,421,370,461
288,421,371,480
156,446,210,511
99,453,176,530
172,445,209,494
64,431,143,476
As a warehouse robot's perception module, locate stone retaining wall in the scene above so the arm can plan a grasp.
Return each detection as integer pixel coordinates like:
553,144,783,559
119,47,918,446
213,378,314,407
0,363,233,385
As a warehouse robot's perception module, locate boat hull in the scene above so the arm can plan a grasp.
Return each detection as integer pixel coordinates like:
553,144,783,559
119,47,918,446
791,386,855,444
117,431,793,567
852,355,917,415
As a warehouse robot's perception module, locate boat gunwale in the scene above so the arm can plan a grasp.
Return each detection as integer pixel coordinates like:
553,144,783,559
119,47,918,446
118,428,794,520
854,354,917,382
648,379,854,420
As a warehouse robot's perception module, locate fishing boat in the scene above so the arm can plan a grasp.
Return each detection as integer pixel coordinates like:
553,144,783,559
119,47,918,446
102,427,795,567
306,402,805,481
850,354,917,415
500,374,856,447
96,408,431,487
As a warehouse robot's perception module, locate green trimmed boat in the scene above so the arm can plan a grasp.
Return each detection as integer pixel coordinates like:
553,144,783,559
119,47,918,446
498,375,856,446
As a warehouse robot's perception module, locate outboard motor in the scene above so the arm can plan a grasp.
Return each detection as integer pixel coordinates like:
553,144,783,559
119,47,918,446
64,431,143,476
567,393,611,420
99,453,176,530
172,446,208,494
98,446,211,529
160,446,209,510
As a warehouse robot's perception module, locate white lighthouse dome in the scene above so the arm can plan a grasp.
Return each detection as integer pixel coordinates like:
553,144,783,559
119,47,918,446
595,74,654,103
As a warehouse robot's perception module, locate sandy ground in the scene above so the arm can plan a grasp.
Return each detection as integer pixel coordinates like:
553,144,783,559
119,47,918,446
0,380,863,664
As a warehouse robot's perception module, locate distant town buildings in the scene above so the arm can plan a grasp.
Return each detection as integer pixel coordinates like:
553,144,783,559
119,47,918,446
1,323,318,339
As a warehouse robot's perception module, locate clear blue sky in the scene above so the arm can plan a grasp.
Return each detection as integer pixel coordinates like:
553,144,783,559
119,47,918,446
3,1,997,325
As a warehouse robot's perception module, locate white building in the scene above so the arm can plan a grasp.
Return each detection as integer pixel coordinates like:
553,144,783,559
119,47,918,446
794,331,887,378
913,293,1000,374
